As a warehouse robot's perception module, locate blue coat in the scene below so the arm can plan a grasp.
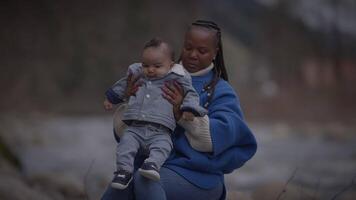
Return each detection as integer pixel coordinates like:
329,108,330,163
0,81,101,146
163,70,257,198
110,69,257,199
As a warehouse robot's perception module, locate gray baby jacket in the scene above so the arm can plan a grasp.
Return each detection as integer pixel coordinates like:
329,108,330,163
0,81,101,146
106,63,207,131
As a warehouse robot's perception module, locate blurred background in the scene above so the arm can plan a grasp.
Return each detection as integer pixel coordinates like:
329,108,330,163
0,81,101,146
0,0,355,199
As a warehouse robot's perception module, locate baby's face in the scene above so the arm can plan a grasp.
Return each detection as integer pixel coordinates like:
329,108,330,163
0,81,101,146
142,46,173,79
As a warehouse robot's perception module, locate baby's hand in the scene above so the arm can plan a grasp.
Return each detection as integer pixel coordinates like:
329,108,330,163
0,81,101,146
182,111,195,121
103,99,113,111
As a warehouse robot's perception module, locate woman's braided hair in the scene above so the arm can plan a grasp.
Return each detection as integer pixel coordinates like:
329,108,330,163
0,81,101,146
190,20,229,108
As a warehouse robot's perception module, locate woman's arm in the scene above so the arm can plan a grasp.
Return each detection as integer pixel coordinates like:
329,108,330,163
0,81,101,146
162,80,213,152
164,79,255,157
113,103,129,139
207,80,256,156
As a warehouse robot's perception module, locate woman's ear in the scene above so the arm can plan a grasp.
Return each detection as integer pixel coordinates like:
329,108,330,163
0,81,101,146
213,47,219,61
213,54,217,62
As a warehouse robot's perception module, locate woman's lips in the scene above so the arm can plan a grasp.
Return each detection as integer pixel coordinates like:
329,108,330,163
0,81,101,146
183,60,200,72
185,62,198,68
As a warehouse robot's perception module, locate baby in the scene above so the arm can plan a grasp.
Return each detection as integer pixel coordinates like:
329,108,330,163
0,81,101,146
104,38,207,189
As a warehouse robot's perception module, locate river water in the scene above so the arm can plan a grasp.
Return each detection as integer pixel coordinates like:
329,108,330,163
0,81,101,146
1,115,355,199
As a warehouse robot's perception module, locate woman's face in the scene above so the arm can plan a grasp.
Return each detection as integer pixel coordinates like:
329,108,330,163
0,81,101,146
181,27,218,73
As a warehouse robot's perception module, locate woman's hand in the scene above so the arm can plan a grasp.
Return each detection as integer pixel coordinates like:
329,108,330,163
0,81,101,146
103,98,113,111
162,80,184,120
182,111,195,121
124,71,142,99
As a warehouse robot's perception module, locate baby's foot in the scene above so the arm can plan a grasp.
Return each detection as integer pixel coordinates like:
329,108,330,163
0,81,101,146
138,162,160,181
111,170,132,189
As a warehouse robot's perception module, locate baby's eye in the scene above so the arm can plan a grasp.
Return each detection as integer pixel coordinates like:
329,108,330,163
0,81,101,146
155,65,162,68
198,48,208,54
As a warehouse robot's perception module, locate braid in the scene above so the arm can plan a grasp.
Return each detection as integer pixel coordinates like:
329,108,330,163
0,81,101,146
192,20,228,81
191,20,228,108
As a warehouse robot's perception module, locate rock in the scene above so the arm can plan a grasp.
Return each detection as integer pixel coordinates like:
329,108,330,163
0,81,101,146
28,173,86,200
0,175,52,200
0,155,20,178
227,190,252,200
251,182,307,200
0,134,21,169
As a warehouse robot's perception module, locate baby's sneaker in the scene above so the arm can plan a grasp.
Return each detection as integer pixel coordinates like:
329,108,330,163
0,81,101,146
111,170,132,189
138,162,160,181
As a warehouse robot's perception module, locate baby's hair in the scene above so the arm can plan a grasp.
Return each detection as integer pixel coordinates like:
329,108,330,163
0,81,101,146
143,37,175,61
189,20,229,108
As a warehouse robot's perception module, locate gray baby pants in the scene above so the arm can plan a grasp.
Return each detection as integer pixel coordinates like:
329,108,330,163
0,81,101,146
116,121,172,173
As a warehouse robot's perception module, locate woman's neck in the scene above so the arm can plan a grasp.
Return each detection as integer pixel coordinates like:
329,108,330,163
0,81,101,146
189,63,214,77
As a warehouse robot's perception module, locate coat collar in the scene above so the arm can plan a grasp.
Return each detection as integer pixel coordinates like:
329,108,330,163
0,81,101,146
169,64,186,76
190,63,214,77
177,61,214,77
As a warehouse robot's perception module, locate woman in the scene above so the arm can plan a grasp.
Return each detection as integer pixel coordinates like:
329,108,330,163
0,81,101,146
101,20,257,200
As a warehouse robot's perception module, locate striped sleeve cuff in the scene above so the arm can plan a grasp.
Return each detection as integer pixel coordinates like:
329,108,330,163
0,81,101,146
177,115,212,152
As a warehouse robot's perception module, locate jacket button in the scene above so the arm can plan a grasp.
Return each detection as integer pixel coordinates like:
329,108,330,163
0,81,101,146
146,94,150,98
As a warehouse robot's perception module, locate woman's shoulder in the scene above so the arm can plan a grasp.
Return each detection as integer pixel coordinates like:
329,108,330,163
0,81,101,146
210,78,244,117
214,78,238,97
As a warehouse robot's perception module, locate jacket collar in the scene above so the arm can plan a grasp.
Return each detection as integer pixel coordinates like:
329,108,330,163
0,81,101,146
169,64,186,76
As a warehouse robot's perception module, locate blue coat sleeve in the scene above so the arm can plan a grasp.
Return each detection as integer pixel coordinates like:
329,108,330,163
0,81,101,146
208,80,257,159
